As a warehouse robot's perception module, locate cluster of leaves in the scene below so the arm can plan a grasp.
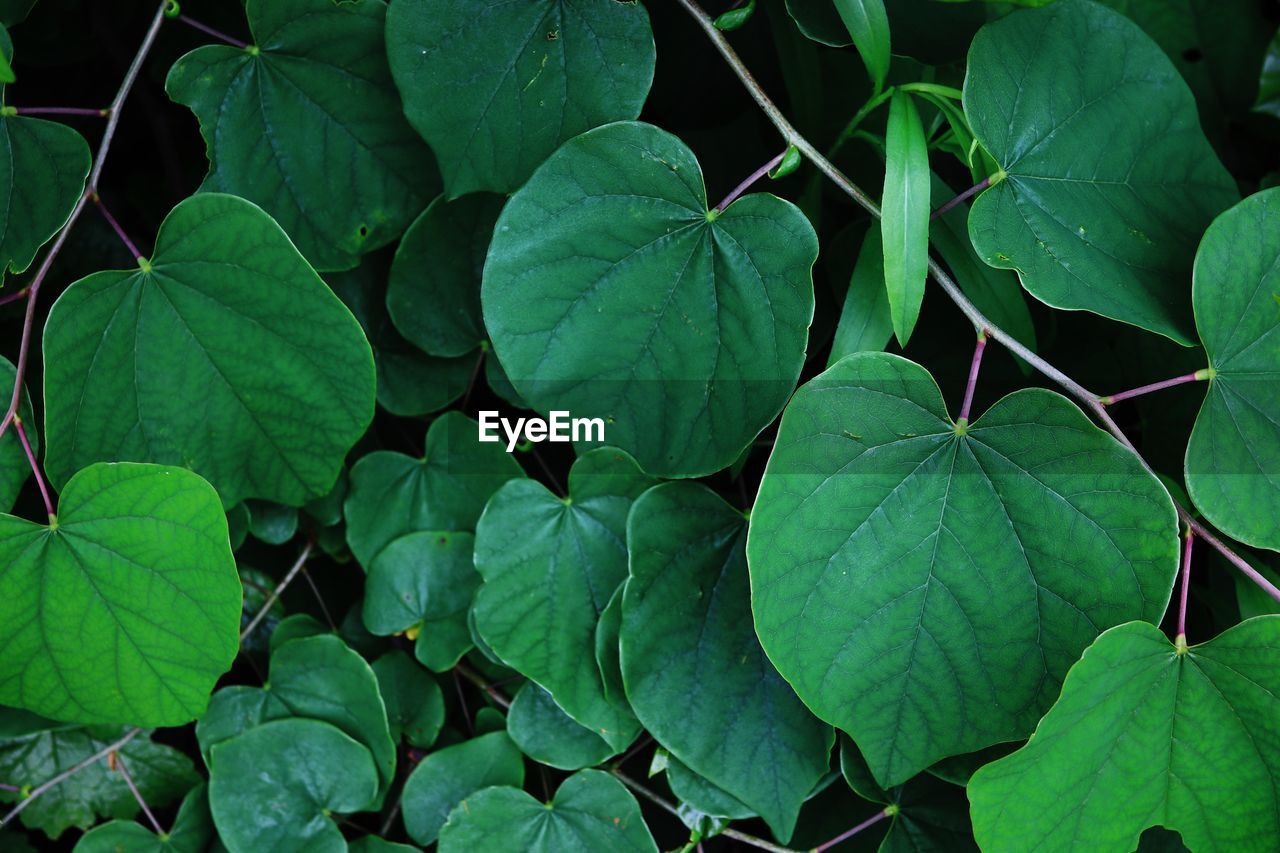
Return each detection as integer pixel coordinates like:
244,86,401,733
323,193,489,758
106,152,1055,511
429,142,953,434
1,0,1278,850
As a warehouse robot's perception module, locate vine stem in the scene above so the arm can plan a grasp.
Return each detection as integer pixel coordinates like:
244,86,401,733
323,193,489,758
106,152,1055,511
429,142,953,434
931,176,992,221
1099,369,1210,406
0,0,169,444
957,329,988,425
240,538,315,641
0,728,142,829
113,753,164,835
14,107,108,117
715,149,787,212
12,416,54,520
813,807,894,852
92,193,144,262
0,287,29,307
1176,528,1194,649
673,0,1280,606
175,14,249,49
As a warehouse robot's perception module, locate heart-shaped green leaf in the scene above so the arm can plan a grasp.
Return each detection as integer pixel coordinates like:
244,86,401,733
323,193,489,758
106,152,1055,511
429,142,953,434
621,481,833,841
42,193,375,508
401,730,525,846
388,194,502,358
748,352,1179,786
1186,188,1280,551
209,718,379,853
969,618,1280,851
385,0,655,197
0,726,199,840
344,411,523,569
372,650,444,749
484,121,817,477
0,355,35,512
473,448,654,750
74,783,212,853
507,682,615,771
195,635,395,797
363,530,480,671
0,463,239,726
165,0,438,271
963,0,1237,343
0,29,90,282
438,769,657,853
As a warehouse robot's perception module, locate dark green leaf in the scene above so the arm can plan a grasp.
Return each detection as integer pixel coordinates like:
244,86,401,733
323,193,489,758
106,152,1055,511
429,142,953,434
372,650,444,749
401,730,525,846
834,0,891,93
484,121,817,477
73,783,213,853
829,226,893,364
507,682,615,770
0,354,35,512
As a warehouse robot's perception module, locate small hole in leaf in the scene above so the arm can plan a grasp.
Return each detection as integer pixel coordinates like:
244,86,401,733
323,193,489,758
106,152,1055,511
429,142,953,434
357,225,369,238
1182,48,1203,62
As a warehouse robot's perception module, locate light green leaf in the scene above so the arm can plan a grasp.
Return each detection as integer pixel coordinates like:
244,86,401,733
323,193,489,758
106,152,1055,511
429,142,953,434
388,193,503,358
0,463,239,726
195,635,395,798
507,682,615,771
882,91,930,346
963,0,1238,343
970,618,1280,852
362,530,480,672
401,730,525,846
344,411,523,569
327,264,474,418
0,27,89,281
165,0,437,271
621,481,833,841
828,226,893,365
372,650,444,749
385,0,655,197
74,783,213,853
834,0,891,93
209,718,379,853
484,121,817,478
1186,187,1280,552
438,769,657,853
748,352,1179,786
0,727,199,840
42,193,375,508
473,448,653,750
0,354,35,512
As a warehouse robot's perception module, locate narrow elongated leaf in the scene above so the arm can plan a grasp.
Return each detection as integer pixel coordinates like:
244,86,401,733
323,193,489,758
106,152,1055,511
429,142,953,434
385,0,655,197
484,121,817,477
0,27,90,283
209,719,379,853
43,193,375,508
833,0,891,93
621,482,833,841
344,411,523,569
963,0,1238,343
0,726,199,840
969,618,1280,851
1186,188,1280,551
387,194,503,358
882,91,930,346
401,730,525,846
165,0,438,270
473,448,653,750
828,226,893,365
195,635,396,797
0,355,35,512
748,352,1179,786
0,463,239,726
438,769,657,853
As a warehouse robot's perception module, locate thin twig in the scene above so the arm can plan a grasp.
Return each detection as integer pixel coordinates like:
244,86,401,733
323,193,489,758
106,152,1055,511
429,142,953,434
931,176,992,221
0,287,29,307
240,539,314,641
673,0,1280,605
454,662,512,709
175,13,249,49
299,565,337,630
957,330,987,424
113,753,163,836
1099,370,1209,406
0,728,142,829
92,193,144,261
715,149,788,212
0,0,170,443
720,828,803,853
14,107,107,117
812,808,893,852
1176,527,1193,647
12,417,53,519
